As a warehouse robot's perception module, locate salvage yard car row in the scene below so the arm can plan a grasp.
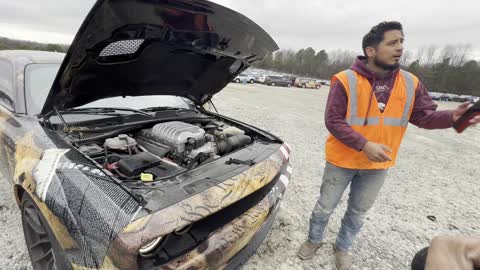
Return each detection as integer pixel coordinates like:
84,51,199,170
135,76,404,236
429,92,479,103
233,72,329,89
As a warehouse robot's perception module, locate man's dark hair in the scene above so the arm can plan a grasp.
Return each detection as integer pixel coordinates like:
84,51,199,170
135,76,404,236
362,21,403,56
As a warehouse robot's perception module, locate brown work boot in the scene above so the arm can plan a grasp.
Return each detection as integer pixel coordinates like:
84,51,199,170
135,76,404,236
296,240,323,260
335,248,352,270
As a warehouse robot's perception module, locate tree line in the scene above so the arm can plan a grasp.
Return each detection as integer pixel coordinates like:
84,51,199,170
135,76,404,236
1,36,478,96
255,44,480,96
0,36,68,53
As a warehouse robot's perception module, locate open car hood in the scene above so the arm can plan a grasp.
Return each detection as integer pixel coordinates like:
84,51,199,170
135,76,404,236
40,0,278,116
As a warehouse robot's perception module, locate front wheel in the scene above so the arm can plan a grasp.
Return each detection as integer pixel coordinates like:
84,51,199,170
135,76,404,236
22,194,70,270
249,79,255,84
271,82,275,86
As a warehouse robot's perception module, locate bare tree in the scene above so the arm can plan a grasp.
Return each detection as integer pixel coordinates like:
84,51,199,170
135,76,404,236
451,44,472,66
328,49,356,66
438,44,472,66
439,45,454,64
425,45,437,66
415,47,425,64
400,50,413,66
326,49,356,77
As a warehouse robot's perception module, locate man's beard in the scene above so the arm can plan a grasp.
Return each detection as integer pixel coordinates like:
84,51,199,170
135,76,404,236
374,56,400,71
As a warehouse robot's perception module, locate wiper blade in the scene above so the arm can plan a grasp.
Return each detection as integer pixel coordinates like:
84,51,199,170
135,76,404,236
62,107,153,117
140,106,185,112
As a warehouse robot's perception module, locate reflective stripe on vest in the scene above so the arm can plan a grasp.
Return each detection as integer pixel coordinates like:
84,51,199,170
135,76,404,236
345,69,415,127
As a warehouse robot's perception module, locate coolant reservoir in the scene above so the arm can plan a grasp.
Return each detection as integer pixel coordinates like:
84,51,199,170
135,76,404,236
105,134,137,150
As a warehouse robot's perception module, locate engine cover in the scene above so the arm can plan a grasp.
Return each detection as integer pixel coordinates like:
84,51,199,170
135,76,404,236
140,122,206,155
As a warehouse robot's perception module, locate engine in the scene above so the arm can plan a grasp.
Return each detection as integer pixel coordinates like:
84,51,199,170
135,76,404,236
78,120,253,181
138,121,212,165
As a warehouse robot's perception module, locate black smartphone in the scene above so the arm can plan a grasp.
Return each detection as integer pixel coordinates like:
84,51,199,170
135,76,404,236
453,100,480,133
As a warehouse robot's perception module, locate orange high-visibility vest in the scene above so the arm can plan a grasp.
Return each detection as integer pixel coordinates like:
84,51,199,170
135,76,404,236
325,69,418,169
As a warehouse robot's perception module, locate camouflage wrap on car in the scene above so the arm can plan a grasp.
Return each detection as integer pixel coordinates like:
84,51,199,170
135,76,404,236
0,52,291,270
0,106,147,268
102,145,291,270
1,103,291,270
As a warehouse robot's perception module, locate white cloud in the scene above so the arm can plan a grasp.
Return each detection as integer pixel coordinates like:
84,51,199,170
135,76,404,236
0,0,479,59
0,23,73,44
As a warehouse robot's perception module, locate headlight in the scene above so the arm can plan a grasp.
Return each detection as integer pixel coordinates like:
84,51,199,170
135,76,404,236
139,236,164,255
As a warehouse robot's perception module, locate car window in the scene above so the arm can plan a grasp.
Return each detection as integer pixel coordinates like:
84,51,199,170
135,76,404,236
0,59,14,110
25,63,61,115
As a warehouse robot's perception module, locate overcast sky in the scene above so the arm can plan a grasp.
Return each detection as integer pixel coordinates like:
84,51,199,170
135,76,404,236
1,0,479,59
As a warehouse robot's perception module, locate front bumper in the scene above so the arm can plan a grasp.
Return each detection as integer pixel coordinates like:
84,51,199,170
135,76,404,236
104,144,292,270
158,171,289,270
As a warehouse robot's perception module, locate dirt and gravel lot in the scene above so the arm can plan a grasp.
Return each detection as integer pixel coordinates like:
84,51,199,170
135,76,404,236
1,83,479,269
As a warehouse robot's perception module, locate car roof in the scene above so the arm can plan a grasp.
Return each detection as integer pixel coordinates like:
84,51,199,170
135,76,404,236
0,50,65,64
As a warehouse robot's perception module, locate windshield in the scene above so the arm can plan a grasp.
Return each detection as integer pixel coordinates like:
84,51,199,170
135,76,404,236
78,96,193,110
24,63,194,115
25,63,61,115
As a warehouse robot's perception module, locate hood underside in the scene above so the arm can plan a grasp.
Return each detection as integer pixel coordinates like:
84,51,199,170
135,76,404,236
40,0,278,116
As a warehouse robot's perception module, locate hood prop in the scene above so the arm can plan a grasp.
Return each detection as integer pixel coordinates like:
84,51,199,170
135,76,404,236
54,106,71,134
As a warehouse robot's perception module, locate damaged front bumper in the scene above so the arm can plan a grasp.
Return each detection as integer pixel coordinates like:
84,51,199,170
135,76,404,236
155,169,289,270
99,144,291,270
156,171,289,270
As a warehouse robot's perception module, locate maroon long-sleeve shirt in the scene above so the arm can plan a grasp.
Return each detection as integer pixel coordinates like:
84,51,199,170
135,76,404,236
326,56,453,151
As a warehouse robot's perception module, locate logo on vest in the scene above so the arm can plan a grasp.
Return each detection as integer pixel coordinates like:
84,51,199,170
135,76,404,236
375,85,389,92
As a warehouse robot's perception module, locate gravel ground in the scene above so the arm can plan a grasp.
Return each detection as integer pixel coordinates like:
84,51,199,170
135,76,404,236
1,83,479,269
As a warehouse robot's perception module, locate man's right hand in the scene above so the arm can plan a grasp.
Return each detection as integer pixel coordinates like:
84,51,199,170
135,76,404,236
362,142,392,162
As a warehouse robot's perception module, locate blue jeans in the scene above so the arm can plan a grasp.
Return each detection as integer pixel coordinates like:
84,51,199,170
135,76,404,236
308,162,387,250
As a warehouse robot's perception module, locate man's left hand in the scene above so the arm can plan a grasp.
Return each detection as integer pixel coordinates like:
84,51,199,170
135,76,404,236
425,235,480,270
452,102,480,125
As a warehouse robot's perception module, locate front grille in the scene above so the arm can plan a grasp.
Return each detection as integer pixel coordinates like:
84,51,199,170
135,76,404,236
137,174,279,269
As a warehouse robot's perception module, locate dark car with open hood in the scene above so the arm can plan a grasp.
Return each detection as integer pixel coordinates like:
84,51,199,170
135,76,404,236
0,1,292,269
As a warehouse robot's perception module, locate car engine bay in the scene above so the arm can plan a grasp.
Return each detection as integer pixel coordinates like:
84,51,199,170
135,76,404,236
74,119,254,182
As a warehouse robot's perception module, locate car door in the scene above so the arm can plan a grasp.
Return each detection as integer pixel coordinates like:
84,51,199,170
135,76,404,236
0,58,17,182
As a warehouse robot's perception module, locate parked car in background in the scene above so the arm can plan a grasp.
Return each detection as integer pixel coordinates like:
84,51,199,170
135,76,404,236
314,80,323,89
285,75,297,86
317,80,331,86
457,95,474,102
265,75,292,87
233,73,255,83
429,92,443,100
256,75,268,84
295,78,320,89
439,94,452,101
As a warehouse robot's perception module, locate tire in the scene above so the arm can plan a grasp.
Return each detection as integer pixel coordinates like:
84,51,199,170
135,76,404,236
271,83,275,86
302,84,306,88
249,79,254,84
22,193,70,270
235,79,240,83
